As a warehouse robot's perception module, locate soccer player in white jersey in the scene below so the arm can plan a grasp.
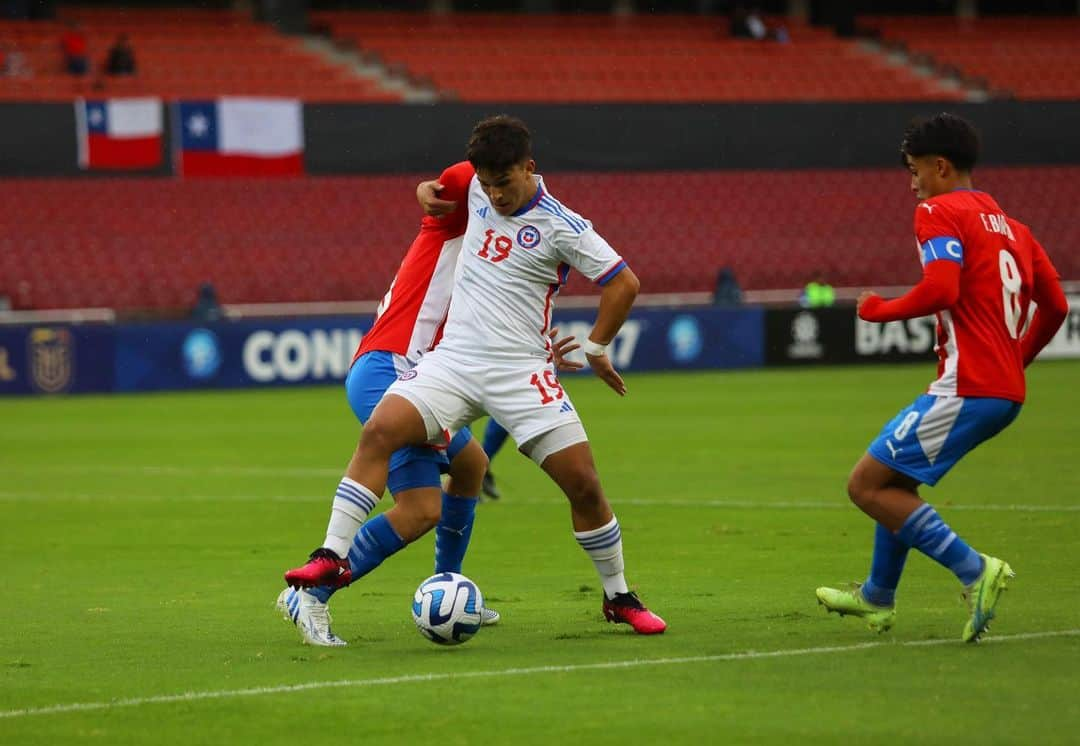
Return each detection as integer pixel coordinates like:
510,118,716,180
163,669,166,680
278,158,583,646
285,115,666,634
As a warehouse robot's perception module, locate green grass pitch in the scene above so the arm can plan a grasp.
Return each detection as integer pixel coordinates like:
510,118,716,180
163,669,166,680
1,362,1079,744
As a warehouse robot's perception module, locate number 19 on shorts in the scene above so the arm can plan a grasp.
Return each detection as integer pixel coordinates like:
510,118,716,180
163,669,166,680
529,370,565,404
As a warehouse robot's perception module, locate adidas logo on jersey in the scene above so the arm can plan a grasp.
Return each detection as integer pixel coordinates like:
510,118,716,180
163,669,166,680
559,401,574,413
476,206,490,219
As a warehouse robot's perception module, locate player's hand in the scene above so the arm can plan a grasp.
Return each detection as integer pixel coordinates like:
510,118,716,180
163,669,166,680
550,327,584,372
587,352,627,396
417,180,457,217
857,291,881,317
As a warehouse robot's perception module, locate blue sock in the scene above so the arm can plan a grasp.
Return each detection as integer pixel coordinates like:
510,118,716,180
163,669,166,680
434,493,478,574
862,523,909,607
308,513,405,603
896,503,984,586
482,419,510,460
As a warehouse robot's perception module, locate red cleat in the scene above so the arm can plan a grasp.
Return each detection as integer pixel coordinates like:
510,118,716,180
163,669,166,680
284,548,351,590
602,591,667,635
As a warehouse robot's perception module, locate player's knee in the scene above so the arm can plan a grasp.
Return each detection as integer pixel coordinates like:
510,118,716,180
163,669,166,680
358,417,403,457
846,470,874,509
563,465,603,508
413,500,442,535
447,443,488,497
393,491,442,540
453,444,489,481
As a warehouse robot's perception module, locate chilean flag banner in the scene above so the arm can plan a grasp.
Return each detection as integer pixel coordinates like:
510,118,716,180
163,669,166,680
75,98,163,170
175,98,304,177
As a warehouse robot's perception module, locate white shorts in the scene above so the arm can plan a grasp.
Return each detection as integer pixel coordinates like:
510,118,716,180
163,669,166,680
385,349,586,449
519,422,589,466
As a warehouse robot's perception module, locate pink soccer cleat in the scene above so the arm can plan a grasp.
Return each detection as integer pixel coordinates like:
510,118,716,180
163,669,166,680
284,548,351,589
602,591,667,635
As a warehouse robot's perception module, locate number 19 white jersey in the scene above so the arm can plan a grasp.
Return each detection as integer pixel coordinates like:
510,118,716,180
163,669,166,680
435,174,628,364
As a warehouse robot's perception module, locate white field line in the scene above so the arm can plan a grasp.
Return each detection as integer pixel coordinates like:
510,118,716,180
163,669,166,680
0,490,1078,513
1,629,1077,720
1,464,343,477
620,498,1080,513
2,465,1077,513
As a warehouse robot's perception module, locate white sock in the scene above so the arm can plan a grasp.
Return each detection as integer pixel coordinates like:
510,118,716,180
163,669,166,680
574,516,629,599
324,477,379,558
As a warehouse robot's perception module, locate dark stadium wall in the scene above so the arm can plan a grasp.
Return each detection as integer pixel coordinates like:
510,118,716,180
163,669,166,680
302,101,1080,173
1,100,1078,176
0,104,75,175
976,0,1077,12
0,103,173,177
253,0,309,33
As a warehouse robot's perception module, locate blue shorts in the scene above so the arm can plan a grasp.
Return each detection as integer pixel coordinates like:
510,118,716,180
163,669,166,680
345,351,472,494
867,394,1020,486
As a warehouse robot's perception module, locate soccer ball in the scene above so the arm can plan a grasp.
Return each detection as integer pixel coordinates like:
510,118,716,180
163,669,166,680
411,571,483,646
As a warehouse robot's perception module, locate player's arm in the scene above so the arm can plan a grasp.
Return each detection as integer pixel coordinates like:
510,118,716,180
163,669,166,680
559,227,638,395
859,232,963,322
585,265,639,396
416,161,475,228
859,259,960,322
862,205,965,322
1020,241,1069,366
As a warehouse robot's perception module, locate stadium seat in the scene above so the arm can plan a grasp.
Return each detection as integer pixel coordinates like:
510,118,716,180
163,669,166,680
314,11,954,103
0,8,401,102
862,15,1080,99
1,167,1076,311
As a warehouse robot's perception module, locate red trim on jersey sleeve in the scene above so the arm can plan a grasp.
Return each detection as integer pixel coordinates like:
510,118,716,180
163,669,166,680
859,260,961,322
1021,241,1070,366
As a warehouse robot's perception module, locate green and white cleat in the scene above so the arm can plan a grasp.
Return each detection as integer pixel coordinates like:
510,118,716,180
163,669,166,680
961,554,1014,643
481,607,500,626
816,584,896,633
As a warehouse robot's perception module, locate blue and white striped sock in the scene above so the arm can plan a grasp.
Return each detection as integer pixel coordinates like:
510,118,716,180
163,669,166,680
323,477,379,559
574,516,628,599
310,513,405,604
896,503,984,586
346,513,405,579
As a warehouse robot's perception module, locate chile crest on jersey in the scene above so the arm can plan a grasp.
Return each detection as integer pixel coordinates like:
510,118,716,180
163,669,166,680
517,225,541,249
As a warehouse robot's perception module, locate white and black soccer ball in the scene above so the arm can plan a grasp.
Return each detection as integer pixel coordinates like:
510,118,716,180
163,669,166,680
411,572,483,646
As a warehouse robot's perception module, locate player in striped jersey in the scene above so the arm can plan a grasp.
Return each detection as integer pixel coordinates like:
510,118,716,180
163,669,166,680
816,113,1068,642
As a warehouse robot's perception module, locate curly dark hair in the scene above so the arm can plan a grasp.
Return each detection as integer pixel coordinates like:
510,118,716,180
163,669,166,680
466,115,532,173
900,113,980,172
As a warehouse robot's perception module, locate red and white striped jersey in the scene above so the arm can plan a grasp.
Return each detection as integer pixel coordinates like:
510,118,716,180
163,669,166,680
353,162,474,366
915,189,1059,402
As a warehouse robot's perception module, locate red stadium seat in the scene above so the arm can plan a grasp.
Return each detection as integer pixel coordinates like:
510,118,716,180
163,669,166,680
1,168,1076,311
0,8,404,102
313,11,953,103
862,15,1080,99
